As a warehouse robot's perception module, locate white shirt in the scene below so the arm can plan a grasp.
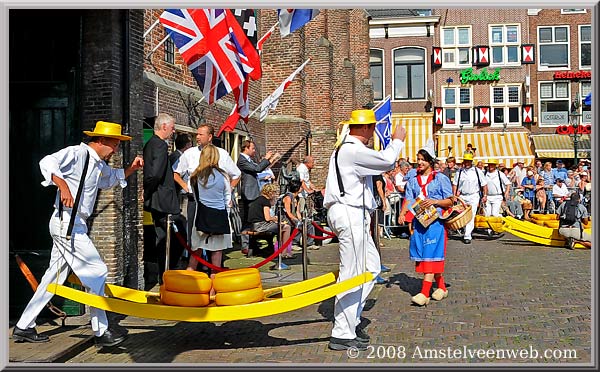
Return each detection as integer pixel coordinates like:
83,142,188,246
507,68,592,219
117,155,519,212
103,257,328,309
512,165,527,186
296,162,311,197
485,170,510,196
324,136,404,210
454,166,488,195
552,183,570,198
39,143,126,222
175,146,240,191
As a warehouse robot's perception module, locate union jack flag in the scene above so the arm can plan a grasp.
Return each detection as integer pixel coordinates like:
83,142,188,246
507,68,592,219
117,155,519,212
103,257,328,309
159,9,261,104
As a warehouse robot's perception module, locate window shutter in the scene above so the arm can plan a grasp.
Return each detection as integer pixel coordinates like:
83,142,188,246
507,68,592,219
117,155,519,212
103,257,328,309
478,106,491,124
432,47,442,68
434,107,444,125
522,104,534,123
521,44,535,64
472,46,490,66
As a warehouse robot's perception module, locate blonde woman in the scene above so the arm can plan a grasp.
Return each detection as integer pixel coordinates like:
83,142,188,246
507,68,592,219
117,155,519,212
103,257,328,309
187,145,232,279
247,183,293,258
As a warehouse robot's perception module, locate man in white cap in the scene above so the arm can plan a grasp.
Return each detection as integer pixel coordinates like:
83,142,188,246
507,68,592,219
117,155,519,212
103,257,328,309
13,121,143,347
324,109,406,351
452,152,488,244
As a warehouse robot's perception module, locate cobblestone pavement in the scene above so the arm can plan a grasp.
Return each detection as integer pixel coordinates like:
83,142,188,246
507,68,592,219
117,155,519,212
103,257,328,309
8,231,592,366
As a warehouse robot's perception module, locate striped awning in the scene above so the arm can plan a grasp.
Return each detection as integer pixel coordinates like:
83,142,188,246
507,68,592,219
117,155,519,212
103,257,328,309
436,131,535,166
389,114,433,162
531,134,591,159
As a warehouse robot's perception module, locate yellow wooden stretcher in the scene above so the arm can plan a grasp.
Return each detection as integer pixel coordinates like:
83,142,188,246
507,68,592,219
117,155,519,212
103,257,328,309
502,216,591,249
46,271,372,322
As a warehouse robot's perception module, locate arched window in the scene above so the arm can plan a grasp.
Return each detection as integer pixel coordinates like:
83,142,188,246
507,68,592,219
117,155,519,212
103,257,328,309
393,47,425,100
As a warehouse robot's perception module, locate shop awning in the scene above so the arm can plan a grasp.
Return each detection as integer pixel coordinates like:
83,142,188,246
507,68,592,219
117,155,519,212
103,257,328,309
390,114,433,162
436,131,535,166
531,134,591,159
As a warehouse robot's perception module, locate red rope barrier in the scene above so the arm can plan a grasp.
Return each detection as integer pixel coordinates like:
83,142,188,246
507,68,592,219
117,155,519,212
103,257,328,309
172,227,300,272
310,221,336,239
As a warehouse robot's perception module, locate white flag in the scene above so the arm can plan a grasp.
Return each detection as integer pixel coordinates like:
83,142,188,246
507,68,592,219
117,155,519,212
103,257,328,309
259,59,310,121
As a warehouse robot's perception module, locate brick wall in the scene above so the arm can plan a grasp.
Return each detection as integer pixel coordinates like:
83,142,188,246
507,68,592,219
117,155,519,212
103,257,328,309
81,10,145,288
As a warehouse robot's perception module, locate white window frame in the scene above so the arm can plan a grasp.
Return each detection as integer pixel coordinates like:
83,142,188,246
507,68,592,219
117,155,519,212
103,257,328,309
442,86,473,128
561,9,587,14
370,48,385,102
579,25,591,70
441,26,472,69
538,80,572,127
489,24,521,66
581,81,592,124
490,84,522,127
537,25,570,71
391,46,427,102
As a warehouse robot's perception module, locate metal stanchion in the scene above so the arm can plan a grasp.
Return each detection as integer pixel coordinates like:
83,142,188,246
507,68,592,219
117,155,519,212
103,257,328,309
165,214,172,273
302,214,308,280
271,197,290,271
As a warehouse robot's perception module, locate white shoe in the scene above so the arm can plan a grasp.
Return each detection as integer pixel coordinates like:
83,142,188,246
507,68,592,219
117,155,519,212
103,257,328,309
308,245,320,250
411,293,430,306
291,245,303,251
431,288,448,301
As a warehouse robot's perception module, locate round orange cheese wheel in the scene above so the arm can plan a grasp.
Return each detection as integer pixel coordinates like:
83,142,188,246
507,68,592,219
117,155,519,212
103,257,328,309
160,286,210,307
215,286,264,306
163,270,212,294
213,268,261,293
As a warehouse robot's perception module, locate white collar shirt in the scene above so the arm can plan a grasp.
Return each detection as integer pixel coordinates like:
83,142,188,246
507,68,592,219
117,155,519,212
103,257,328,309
454,166,488,195
324,136,404,210
552,183,570,198
485,170,510,196
175,146,240,190
39,142,126,221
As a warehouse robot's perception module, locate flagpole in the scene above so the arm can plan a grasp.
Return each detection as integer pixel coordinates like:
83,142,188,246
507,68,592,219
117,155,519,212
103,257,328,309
257,21,279,53
371,94,391,112
145,33,171,60
144,19,160,38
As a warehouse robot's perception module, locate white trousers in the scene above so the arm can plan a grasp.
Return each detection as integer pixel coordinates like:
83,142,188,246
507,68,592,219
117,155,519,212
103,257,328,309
16,211,109,337
485,195,504,217
327,204,380,340
461,193,480,240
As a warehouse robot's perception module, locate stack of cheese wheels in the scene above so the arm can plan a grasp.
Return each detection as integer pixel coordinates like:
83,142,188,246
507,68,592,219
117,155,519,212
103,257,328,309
160,270,212,307
212,268,264,306
531,213,557,227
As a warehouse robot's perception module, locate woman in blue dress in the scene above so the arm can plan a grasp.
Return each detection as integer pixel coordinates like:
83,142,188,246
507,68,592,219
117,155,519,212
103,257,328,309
398,143,454,306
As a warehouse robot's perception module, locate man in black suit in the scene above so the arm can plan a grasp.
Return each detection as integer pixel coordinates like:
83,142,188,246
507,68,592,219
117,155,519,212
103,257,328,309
143,113,182,283
236,140,279,254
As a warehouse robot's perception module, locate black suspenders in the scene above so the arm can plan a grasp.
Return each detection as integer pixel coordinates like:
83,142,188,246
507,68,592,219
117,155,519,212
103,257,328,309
334,142,352,196
60,151,91,240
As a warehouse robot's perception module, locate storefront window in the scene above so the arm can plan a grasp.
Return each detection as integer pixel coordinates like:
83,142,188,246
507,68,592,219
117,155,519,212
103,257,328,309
393,47,425,100
579,25,591,68
581,81,592,124
491,85,521,126
539,81,570,126
538,26,569,69
490,25,520,65
443,87,472,127
370,49,384,101
441,26,471,68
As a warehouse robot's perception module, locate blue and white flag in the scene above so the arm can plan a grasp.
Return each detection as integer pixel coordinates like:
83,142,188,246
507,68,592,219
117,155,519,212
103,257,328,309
374,96,392,150
278,9,320,37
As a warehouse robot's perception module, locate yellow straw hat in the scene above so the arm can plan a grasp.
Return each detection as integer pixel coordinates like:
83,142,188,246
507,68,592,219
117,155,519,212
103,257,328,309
83,121,132,141
463,153,474,161
487,158,499,165
335,109,377,148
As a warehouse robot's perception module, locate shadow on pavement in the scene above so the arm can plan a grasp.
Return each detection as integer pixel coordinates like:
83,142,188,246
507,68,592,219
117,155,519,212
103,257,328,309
93,318,331,362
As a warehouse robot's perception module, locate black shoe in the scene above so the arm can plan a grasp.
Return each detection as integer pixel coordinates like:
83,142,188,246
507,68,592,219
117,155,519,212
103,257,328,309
12,326,49,343
355,328,370,343
328,337,368,351
94,329,127,348
464,239,472,244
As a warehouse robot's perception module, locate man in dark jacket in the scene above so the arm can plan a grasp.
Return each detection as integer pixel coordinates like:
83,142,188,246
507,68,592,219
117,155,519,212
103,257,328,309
236,140,279,254
143,113,182,283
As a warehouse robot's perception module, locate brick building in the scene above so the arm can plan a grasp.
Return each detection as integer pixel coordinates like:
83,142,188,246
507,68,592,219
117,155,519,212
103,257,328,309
368,8,592,168
143,9,372,187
